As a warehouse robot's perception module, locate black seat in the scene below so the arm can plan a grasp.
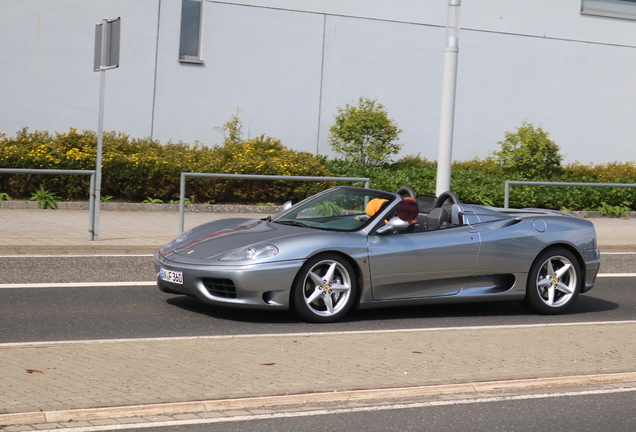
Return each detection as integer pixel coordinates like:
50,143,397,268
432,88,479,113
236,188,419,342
426,207,449,230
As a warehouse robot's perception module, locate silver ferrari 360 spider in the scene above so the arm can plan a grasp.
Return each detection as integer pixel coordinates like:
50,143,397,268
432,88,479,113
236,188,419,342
154,186,600,322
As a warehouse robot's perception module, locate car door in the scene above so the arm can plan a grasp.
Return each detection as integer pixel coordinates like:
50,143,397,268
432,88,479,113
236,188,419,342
367,225,480,300
469,217,539,288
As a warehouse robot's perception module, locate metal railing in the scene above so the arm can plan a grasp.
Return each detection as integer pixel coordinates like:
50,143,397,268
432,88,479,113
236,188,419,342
504,180,636,208
178,173,371,233
0,168,97,240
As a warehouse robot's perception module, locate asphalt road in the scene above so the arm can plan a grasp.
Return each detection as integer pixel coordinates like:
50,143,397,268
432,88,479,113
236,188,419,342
134,389,636,432
0,254,634,343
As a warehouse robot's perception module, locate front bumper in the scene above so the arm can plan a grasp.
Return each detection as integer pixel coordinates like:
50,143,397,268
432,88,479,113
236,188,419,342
154,252,304,310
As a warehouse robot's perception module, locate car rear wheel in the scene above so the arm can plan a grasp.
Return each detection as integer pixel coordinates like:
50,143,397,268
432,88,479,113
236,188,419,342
523,248,581,315
292,253,357,323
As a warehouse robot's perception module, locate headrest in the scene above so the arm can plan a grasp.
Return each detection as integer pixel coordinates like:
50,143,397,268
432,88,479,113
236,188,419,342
426,207,449,230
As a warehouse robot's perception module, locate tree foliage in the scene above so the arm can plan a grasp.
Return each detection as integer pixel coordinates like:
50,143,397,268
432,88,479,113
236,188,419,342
493,122,563,178
328,97,402,166
215,108,244,143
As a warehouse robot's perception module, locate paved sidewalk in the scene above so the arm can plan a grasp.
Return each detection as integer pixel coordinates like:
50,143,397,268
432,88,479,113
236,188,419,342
0,209,266,255
0,208,635,254
1,323,636,427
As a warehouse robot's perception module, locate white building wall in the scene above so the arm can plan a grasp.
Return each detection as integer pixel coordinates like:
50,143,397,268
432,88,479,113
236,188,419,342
1,0,635,164
153,2,326,150
0,1,160,138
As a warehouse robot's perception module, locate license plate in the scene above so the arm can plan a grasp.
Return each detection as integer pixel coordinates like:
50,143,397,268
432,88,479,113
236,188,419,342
159,267,183,285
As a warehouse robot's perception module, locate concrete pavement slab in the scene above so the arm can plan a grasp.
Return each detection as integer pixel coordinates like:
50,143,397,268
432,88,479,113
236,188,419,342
0,209,269,255
0,208,635,254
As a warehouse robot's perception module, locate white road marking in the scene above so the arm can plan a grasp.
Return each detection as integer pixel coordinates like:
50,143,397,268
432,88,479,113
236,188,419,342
27,387,636,432
0,254,154,258
601,252,636,254
597,273,636,277
0,282,156,289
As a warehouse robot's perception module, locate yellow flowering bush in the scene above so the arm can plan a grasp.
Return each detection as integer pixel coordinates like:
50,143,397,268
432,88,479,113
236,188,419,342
0,128,97,199
208,135,331,202
0,127,329,203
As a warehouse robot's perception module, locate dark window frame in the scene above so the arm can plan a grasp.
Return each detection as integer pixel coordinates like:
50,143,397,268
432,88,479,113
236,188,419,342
179,0,204,64
581,0,636,20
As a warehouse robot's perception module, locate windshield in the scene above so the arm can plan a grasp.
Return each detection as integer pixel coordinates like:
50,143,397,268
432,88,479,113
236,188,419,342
271,187,395,232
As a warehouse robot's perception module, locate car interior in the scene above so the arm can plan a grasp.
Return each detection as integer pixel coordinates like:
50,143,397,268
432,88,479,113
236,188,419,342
377,187,465,234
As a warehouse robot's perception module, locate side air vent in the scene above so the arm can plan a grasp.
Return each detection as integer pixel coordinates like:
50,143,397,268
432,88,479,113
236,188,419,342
202,278,236,298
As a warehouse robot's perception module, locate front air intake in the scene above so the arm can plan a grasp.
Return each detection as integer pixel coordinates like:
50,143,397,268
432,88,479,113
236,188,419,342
202,278,236,298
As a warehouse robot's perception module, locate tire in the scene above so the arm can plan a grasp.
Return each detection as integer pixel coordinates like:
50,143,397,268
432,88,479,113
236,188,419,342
292,253,357,323
523,248,581,315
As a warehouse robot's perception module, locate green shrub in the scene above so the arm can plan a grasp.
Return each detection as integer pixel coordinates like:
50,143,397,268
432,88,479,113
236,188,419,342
142,197,164,204
328,97,402,166
30,186,59,209
493,122,563,179
598,201,631,218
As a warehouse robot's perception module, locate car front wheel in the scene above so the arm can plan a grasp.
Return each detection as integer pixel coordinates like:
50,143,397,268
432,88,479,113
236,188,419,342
523,248,581,315
292,253,357,323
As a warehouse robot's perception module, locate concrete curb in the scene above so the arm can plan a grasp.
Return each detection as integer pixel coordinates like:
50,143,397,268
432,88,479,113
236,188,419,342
1,372,635,427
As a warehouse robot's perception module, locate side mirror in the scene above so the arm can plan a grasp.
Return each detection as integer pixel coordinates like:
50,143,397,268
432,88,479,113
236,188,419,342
375,217,409,234
282,200,293,210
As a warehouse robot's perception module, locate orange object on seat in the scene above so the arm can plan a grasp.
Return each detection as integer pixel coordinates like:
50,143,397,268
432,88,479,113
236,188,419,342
366,198,388,217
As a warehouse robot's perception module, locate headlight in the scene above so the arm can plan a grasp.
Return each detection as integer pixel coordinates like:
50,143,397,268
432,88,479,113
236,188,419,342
219,243,279,261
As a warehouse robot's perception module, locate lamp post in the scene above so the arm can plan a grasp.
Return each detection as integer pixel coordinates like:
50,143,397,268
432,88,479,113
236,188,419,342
435,0,461,196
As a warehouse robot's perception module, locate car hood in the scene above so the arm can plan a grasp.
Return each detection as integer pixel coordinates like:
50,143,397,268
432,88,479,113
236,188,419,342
159,218,310,261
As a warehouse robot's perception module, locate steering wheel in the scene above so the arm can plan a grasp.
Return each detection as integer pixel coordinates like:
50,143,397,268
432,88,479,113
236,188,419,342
433,191,460,208
395,186,416,199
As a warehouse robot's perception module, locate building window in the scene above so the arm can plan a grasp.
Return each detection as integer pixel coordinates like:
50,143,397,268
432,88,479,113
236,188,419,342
581,0,636,20
179,0,204,63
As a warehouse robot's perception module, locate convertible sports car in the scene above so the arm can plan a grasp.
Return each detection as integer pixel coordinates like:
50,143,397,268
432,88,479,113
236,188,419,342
154,186,600,323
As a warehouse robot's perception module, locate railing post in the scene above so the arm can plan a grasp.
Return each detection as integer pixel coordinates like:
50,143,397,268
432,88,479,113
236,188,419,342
504,181,510,208
88,173,96,241
179,172,186,234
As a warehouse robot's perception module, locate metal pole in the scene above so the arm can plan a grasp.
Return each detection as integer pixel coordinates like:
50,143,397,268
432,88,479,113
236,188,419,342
88,173,96,240
179,172,186,234
504,181,510,208
92,19,108,241
435,0,461,196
